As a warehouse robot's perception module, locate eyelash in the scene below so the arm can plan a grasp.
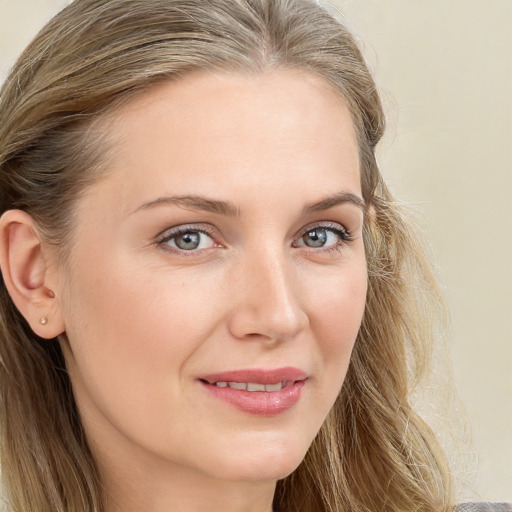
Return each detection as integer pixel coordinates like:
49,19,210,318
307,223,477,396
294,223,353,254
157,225,218,255
157,222,353,256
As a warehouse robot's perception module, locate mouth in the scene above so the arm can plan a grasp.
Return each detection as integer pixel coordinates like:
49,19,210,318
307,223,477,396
200,367,307,385
202,380,295,392
198,367,308,416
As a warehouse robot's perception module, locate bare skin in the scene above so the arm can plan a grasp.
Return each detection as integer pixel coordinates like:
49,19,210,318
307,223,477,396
0,70,367,512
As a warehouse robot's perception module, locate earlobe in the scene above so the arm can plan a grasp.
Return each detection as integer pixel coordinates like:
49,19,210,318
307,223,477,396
0,210,65,339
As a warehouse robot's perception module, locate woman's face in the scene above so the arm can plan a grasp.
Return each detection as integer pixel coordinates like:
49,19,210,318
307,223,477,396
56,70,367,487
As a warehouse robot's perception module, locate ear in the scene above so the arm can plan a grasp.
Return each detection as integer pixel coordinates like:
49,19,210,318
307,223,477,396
0,210,65,339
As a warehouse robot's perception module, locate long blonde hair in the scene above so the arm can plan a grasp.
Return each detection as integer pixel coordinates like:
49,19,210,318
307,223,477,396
0,0,453,511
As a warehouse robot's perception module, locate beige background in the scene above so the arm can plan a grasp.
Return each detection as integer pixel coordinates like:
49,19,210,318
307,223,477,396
1,0,511,502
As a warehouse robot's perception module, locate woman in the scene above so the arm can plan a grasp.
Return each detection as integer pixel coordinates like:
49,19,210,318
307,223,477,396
0,1,497,511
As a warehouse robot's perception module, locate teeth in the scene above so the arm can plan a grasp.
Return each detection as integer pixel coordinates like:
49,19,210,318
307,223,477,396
228,382,247,390
265,382,284,391
247,383,265,392
213,381,286,392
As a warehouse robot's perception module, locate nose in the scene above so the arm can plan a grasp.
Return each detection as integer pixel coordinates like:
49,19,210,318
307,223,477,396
226,250,309,344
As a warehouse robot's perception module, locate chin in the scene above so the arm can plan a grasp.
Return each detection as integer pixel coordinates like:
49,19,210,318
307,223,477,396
209,436,309,483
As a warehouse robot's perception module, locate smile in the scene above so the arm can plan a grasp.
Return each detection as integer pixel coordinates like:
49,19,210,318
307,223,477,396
199,367,307,416
211,381,292,391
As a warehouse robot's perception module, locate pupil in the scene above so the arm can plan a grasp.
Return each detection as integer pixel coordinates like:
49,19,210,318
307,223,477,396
176,232,200,250
305,228,327,247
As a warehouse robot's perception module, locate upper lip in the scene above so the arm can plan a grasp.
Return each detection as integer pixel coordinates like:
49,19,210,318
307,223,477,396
199,367,308,385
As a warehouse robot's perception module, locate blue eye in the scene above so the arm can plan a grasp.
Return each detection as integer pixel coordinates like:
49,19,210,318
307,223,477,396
296,226,351,249
160,228,215,251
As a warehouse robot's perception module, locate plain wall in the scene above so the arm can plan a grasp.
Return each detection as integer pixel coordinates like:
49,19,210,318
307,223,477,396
1,0,511,502
335,0,512,501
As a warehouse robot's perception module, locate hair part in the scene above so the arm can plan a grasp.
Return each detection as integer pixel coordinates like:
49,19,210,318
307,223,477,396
0,1,452,511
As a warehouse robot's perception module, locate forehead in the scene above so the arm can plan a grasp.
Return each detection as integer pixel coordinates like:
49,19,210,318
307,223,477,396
85,69,361,216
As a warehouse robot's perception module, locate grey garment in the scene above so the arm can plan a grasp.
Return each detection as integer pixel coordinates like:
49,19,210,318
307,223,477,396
455,504,512,512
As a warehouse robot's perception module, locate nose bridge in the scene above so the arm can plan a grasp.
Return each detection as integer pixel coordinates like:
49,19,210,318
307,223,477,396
228,244,308,342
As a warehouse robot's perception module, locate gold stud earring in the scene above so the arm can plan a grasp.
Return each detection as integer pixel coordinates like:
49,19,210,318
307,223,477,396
39,317,49,325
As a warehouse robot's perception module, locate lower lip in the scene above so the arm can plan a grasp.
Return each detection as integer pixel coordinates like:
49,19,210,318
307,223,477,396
200,380,306,416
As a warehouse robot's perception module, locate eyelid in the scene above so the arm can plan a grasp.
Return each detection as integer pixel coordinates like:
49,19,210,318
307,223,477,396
293,221,353,250
154,220,353,256
156,223,221,255
296,221,350,238
157,223,217,242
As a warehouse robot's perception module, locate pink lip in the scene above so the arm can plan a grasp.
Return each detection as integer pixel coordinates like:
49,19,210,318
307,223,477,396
200,367,307,385
199,367,308,417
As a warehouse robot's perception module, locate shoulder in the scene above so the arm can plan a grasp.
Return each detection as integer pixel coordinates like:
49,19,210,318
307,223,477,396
455,504,512,512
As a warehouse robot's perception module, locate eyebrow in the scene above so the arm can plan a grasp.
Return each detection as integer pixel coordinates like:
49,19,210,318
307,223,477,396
302,192,366,214
133,195,240,216
133,191,365,217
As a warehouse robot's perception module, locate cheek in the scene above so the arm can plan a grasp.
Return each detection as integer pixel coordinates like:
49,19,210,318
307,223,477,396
58,255,219,420
58,259,236,468
62,261,217,367
310,260,367,355
304,257,367,414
